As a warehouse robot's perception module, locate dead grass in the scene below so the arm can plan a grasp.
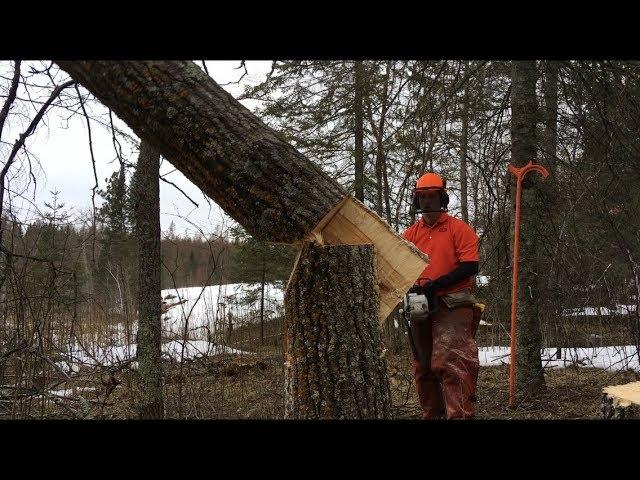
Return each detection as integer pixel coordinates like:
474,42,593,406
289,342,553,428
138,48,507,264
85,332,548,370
10,349,638,420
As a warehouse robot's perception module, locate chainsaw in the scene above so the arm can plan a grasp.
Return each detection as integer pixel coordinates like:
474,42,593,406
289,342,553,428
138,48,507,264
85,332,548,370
399,292,430,368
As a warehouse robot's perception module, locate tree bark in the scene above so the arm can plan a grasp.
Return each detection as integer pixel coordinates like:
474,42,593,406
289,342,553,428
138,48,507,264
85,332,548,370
260,253,265,346
55,61,346,243
543,61,558,170
132,141,164,419
460,79,470,223
542,60,561,358
510,60,546,397
284,242,392,419
353,61,365,202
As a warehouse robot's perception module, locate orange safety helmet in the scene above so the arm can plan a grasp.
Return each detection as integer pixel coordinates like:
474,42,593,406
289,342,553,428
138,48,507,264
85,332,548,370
412,172,449,211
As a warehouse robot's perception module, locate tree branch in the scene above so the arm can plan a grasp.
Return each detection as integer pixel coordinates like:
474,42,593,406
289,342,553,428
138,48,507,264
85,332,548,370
0,60,21,141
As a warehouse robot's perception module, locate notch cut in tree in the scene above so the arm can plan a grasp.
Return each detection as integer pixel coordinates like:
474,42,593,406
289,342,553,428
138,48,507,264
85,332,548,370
56,61,428,323
284,242,392,419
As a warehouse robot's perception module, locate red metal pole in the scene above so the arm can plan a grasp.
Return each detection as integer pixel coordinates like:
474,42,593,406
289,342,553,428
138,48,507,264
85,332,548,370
507,161,549,408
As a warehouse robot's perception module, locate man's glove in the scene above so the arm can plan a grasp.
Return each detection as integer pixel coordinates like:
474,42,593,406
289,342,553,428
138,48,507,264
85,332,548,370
409,280,437,296
408,281,440,314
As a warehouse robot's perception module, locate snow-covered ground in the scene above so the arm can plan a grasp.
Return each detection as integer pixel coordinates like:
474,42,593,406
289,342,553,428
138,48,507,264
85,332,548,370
49,281,640,375
49,387,97,398
160,282,284,339
562,304,637,316
57,340,251,373
479,345,639,371
50,283,279,373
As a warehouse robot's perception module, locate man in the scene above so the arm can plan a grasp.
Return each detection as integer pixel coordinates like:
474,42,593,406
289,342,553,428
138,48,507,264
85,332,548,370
402,172,481,419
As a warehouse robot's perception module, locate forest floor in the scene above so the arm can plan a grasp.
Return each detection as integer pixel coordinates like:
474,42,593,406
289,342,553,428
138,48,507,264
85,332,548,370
11,349,638,420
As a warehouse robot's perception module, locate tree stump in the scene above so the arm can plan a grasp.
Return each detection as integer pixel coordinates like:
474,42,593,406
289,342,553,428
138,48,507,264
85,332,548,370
601,381,640,419
284,242,392,419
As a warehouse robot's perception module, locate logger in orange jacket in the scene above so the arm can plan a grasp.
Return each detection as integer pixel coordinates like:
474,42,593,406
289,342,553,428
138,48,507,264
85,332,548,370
402,172,481,419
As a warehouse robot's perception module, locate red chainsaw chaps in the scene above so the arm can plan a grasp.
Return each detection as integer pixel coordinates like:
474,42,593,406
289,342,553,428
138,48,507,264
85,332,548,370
410,304,481,419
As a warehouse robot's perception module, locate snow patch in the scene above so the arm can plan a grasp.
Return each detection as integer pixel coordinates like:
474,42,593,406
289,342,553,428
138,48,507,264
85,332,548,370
479,345,639,371
562,304,638,317
56,340,251,372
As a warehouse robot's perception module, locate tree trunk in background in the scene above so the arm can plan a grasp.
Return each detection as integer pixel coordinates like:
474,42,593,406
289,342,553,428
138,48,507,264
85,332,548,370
510,60,546,397
132,141,164,419
543,61,558,170
56,61,346,243
382,155,392,225
354,61,365,202
260,253,265,346
284,242,392,419
542,60,561,359
460,80,470,223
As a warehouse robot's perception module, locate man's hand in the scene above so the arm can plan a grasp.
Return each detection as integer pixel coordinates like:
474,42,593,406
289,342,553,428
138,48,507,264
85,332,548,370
409,280,437,296
422,280,437,296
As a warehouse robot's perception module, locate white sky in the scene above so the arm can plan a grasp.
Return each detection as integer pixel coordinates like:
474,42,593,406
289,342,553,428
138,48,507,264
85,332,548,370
2,60,274,238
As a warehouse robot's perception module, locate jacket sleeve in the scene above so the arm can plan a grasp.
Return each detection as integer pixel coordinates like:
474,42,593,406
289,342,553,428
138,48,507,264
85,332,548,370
432,261,479,290
453,221,479,262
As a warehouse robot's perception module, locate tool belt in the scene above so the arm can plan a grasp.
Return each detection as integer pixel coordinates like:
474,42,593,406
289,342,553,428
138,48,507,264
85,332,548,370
439,289,479,310
439,289,486,338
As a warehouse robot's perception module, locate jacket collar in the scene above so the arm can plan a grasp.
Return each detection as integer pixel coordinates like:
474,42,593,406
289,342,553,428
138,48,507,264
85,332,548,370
420,212,448,228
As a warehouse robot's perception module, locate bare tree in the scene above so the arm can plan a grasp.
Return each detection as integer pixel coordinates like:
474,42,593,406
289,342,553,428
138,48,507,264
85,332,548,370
131,141,163,419
510,60,546,396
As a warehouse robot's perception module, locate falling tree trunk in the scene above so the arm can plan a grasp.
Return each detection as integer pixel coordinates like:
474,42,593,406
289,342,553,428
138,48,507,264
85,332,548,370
132,141,164,419
284,242,392,419
510,60,546,397
56,61,345,243
353,61,365,202
56,61,429,325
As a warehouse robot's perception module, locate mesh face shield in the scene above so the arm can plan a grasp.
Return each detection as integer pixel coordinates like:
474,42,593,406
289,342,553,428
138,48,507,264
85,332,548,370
411,188,449,213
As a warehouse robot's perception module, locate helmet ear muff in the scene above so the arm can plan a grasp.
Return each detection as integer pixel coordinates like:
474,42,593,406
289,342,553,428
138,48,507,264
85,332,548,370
412,191,421,210
411,176,448,212
412,189,449,212
440,190,449,209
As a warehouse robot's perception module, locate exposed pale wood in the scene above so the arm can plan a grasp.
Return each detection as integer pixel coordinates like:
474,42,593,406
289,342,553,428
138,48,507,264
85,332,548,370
602,381,640,409
307,195,429,324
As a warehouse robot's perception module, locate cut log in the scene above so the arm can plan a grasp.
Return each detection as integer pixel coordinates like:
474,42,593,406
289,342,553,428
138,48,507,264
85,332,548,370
284,242,392,419
602,381,640,419
56,61,429,320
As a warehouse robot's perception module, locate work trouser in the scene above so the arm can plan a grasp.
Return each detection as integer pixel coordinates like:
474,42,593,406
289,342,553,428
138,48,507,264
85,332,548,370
409,298,481,419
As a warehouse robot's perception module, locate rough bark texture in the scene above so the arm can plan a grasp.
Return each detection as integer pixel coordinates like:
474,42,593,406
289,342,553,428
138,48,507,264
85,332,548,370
284,242,392,419
542,61,562,354
542,61,558,169
55,61,346,243
601,394,637,419
510,60,547,397
353,61,365,202
460,82,469,223
132,141,164,419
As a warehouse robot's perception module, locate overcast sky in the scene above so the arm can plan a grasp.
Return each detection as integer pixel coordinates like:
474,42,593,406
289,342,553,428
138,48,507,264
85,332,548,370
2,60,274,238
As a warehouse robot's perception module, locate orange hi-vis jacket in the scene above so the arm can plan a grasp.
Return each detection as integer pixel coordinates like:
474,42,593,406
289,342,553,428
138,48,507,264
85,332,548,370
402,212,479,296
